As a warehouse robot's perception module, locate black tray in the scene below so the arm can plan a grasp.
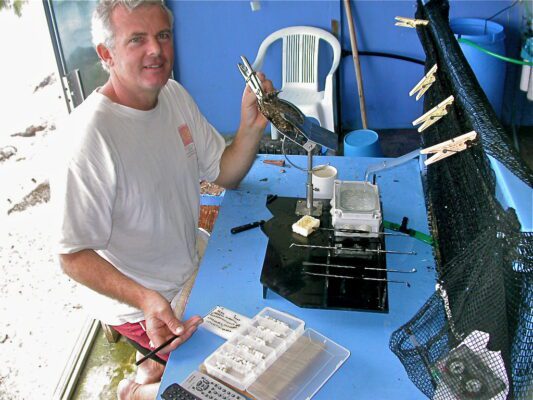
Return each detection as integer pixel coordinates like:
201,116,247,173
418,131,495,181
260,196,389,312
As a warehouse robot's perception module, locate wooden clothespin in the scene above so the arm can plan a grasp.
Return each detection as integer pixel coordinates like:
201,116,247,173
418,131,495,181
395,16,429,28
420,131,477,165
412,95,454,132
410,64,438,101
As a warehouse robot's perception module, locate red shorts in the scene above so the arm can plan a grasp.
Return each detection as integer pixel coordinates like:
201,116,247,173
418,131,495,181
112,321,170,362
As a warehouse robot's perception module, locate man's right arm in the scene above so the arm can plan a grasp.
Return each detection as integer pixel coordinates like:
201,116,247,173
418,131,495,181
60,249,156,311
59,250,196,350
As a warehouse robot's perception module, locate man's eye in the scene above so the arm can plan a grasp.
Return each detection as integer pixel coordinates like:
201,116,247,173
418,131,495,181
159,32,171,40
130,36,142,43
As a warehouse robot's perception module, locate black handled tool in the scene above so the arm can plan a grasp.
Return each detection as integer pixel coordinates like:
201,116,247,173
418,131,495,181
231,220,265,234
136,335,177,366
266,194,278,204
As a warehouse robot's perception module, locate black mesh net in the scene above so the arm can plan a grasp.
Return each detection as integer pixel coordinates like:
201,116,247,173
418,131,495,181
389,1,533,399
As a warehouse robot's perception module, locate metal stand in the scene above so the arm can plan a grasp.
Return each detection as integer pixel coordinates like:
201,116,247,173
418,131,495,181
238,55,338,218
295,143,323,217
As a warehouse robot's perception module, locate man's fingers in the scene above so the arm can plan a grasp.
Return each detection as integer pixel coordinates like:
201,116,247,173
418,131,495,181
148,315,203,352
242,71,274,100
158,321,201,354
262,80,275,94
184,315,203,328
165,316,184,336
255,72,274,92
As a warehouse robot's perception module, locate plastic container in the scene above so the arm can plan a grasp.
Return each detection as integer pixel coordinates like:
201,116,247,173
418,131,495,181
312,165,338,199
450,18,506,117
203,307,350,399
247,329,350,400
331,180,382,238
343,129,383,157
204,307,305,390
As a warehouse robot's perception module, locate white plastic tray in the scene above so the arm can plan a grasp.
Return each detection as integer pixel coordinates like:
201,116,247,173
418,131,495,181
204,307,305,390
204,307,350,400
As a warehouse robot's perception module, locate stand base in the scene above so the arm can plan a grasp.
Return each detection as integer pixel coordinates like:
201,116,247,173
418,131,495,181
295,199,323,217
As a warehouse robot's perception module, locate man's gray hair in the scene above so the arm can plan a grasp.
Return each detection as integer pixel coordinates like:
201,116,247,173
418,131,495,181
92,0,174,71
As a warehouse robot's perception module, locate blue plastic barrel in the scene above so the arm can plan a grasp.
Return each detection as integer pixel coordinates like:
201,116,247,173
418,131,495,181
450,18,506,117
343,129,383,158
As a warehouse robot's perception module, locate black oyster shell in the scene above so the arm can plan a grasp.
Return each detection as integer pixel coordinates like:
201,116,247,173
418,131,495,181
257,91,304,134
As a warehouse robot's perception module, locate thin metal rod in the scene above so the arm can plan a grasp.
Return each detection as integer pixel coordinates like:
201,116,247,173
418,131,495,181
302,261,417,273
319,228,408,237
303,271,410,286
306,149,314,212
343,0,368,129
290,243,416,255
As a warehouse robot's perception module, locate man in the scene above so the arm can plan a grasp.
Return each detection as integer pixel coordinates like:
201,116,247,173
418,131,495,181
55,1,272,399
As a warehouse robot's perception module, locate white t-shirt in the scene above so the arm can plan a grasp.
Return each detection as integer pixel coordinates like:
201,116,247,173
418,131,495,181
54,80,225,325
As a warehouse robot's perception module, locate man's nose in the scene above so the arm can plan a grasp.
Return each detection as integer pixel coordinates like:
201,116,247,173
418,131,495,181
147,37,162,56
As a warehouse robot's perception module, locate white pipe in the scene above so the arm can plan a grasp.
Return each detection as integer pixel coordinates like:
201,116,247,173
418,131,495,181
528,72,533,101
519,64,531,92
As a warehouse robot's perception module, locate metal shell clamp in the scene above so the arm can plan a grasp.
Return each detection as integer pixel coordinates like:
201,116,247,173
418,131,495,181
238,56,339,216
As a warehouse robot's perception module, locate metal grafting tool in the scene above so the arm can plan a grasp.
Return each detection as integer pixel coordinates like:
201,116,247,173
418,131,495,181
238,55,324,218
289,242,417,255
319,227,408,237
302,261,417,274
303,271,411,287
238,56,264,100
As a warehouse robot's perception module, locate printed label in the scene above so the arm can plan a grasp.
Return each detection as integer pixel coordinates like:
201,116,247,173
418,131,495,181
178,124,196,158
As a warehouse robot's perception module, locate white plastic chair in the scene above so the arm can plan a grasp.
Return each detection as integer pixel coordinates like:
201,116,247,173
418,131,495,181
252,26,341,140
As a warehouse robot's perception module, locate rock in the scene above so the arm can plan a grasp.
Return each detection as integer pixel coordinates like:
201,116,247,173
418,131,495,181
10,124,46,138
7,181,50,215
33,73,56,93
0,146,17,162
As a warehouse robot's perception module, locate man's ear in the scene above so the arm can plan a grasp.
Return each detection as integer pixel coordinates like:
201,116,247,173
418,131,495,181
96,43,113,68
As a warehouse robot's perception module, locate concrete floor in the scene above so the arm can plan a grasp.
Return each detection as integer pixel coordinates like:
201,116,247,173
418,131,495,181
71,333,136,400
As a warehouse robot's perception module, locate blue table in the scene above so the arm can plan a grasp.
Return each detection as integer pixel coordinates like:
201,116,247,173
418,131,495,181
158,155,436,399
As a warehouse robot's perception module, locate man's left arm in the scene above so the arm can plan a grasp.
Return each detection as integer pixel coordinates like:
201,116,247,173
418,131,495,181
214,73,273,189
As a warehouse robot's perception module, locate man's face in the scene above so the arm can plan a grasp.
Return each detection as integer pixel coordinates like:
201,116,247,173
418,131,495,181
107,4,174,96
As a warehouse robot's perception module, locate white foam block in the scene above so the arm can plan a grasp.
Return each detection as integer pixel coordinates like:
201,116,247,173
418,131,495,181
292,215,320,237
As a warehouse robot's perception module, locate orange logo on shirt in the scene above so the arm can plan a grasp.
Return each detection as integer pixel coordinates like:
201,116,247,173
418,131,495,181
178,124,193,147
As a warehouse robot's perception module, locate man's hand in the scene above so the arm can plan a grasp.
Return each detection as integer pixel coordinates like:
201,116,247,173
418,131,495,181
142,291,203,354
240,71,274,133
59,250,202,354
214,71,275,189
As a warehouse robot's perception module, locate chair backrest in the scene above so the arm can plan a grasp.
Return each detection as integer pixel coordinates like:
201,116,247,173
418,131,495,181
252,26,341,92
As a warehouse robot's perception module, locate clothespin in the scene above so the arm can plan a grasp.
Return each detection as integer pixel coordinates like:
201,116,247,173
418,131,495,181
412,95,454,132
420,131,477,165
410,64,438,101
395,16,429,28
